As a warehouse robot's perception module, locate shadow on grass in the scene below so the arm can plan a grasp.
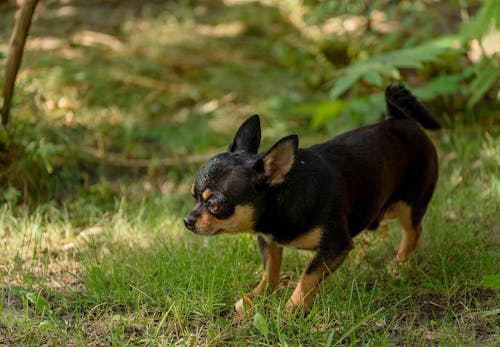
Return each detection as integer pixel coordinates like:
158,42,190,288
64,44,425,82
1,0,320,204
0,1,499,345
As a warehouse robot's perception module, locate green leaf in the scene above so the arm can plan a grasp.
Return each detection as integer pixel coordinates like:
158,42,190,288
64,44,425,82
480,274,500,289
10,286,53,316
253,312,268,339
39,320,56,330
329,36,460,99
412,74,464,101
370,36,460,69
3,186,21,205
460,0,500,41
363,71,383,87
329,73,361,99
466,67,500,108
329,61,395,100
346,93,385,119
313,101,346,129
27,292,52,315
295,100,347,130
326,330,335,347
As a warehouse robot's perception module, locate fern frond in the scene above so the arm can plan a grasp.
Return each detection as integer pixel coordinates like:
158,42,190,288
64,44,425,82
329,36,461,99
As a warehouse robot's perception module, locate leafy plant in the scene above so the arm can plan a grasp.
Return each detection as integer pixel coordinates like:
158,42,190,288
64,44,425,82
480,274,500,290
464,60,500,109
253,312,269,340
298,0,499,130
10,285,54,317
328,36,461,100
460,0,500,41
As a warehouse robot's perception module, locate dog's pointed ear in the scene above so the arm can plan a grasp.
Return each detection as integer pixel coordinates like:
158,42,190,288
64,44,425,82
228,115,261,153
255,135,298,186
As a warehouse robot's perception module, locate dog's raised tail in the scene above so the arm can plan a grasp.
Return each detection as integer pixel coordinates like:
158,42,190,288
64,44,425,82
385,85,441,130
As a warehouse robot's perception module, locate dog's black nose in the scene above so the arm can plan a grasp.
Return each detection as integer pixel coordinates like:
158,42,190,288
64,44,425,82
183,215,196,231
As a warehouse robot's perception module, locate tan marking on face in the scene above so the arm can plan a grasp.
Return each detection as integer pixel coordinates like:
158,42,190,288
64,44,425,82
190,184,195,197
202,189,212,201
208,204,219,213
286,227,322,250
384,202,422,262
194,204,255,235
196,212,216,232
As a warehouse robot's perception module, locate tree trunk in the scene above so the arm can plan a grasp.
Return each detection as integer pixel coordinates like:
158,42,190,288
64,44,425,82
1,0,39,126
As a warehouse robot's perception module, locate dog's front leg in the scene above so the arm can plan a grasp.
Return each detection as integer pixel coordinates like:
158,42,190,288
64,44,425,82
235,236,283,313
285,233,352,315
253,236,283,295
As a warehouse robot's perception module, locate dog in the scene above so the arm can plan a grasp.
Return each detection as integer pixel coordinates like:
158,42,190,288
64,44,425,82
184,85,440,315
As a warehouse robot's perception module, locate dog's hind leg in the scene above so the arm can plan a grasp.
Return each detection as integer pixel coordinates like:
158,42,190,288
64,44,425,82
285,226,353,315
397,223,422,262
392,202,423,262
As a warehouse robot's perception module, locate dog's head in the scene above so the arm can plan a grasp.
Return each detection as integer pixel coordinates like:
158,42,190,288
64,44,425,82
184,115,298,235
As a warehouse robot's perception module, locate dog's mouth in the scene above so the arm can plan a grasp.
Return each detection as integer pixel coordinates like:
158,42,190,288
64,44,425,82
212,228,224,235
193,228,224,236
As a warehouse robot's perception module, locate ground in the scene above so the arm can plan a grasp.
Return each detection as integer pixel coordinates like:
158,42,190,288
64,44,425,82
0,0,499,346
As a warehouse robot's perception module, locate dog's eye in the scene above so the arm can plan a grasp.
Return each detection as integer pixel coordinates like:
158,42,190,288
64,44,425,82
208,204,219,213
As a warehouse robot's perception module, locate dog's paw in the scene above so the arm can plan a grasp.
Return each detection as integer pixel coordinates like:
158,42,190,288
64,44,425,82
234,295,254,317
284,299,309,318
284,301,297,318
387,258,409,278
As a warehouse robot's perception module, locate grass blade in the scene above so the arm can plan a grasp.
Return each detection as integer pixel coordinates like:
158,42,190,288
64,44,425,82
333,296,410,346
154,303,175,339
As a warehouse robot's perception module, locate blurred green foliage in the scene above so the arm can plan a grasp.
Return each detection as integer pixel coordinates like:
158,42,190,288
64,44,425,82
0,2,499,345
0,0,498,205
300,0,499,128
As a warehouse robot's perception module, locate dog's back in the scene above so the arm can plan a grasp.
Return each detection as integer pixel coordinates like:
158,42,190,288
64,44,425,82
310,86,439,237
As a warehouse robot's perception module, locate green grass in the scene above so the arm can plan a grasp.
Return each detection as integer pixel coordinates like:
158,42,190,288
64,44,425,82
1,1,499,345
1,127,498,346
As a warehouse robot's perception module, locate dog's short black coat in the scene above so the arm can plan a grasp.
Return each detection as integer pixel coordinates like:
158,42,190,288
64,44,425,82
184,85,439,314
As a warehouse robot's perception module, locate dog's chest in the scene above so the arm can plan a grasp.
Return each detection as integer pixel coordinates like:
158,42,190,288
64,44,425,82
259,227,323,250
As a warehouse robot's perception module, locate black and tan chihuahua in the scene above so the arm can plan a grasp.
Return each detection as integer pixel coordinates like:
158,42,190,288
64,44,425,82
184,85,439,315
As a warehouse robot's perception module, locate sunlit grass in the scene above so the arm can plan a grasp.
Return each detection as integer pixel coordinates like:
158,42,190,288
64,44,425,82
1,127,499,345
1,0,499,345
